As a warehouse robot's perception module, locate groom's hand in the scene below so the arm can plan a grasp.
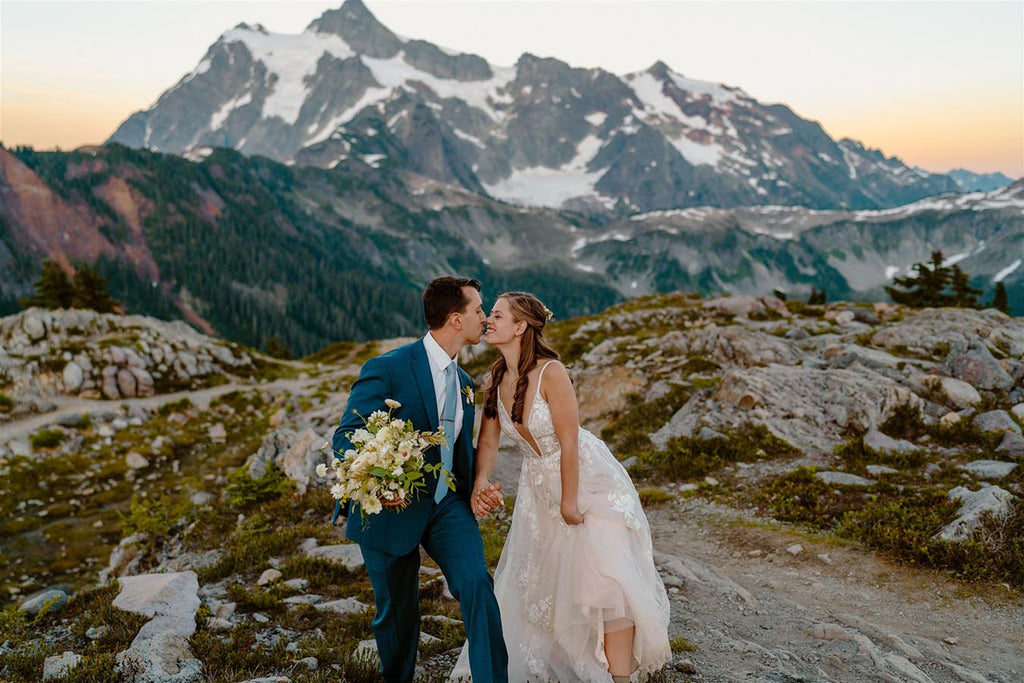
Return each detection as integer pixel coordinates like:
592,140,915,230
471,480,503,517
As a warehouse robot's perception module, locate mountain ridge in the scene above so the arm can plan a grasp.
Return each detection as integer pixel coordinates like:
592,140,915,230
107,0,974,214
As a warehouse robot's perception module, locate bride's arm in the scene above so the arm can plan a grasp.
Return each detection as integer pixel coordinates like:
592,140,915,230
542,362,584,525
471,412,504,516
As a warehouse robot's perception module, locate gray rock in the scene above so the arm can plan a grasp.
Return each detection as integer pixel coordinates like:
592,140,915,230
943,341,1014,391
126,452,150,470
938,486,1015,542
116,368,138,398
815,471,875,487
863,428,918,456
283,594,323,605
305,543,365,571
973,410,1022,436
314,597,369,614
957,460,1018,479
22,313,46,341
62,362,84,393
1011,403,1024,422
996,431,1024,457
866,464,899,476
19,588,69,615
697,426,727,441
283,578,309,591
208,423,227,442
931,376,981,409
42,651,82,680
257,569,282,586
113,571,202,683
276,428,332,494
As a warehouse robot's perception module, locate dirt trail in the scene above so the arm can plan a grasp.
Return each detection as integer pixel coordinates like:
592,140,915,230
490,447,1024,682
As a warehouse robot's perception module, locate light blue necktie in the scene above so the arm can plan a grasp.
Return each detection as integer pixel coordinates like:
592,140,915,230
435,362,458,503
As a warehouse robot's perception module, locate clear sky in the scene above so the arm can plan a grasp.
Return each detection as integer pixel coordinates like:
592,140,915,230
2,0,1021,177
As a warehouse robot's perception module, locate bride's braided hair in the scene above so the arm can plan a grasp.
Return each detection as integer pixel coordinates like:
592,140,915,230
484,292,560,424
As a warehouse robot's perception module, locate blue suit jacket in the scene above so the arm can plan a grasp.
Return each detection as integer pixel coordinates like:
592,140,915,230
332,339,476,555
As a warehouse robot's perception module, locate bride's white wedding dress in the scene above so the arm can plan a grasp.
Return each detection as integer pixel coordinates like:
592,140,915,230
452,362,671,682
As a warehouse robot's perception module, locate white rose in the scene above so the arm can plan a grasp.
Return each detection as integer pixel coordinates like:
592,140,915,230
315,463,328,478
385,399,401,409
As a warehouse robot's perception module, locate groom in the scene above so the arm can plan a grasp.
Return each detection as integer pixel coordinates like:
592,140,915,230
332,276,508,683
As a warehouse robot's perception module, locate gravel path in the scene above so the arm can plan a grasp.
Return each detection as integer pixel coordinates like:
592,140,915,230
489,447,1024,682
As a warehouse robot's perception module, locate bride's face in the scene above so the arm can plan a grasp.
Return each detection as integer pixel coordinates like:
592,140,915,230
485,298,524,346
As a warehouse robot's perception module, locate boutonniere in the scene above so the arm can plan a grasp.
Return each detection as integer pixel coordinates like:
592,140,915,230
461,385,474,406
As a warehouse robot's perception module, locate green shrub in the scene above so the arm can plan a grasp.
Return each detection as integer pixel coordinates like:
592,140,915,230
601,384,694,458
224,465,292,509
0,393,13,413
638,488,673,507
29,429,66,449
879,403,928,441
669,635,698,653
119,493,195,537
754,467,851,528
644,423,797,481
157,396,192,416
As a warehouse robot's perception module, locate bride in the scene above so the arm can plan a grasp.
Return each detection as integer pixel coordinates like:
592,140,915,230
453,292,671,682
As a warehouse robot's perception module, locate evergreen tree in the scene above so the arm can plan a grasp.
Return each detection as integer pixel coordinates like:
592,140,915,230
885,251,953,308
71,263,119,313
807,286,827,305
991,281,1010,314
949,265,982,308
20,259,73,309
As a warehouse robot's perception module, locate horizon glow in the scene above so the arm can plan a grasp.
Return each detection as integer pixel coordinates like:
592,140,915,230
1,0,1021,177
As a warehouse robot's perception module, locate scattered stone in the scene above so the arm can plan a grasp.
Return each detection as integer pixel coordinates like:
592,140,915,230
931,376,982,409
19,588,69,615
190,491,215,506
1011,403,1024,422
937,486,1015,542
284,594,324,606
866,464,899,476
863,428,918,456
974,410,1022,436
257,568,282,586
253,612,270,623
996,431,1024,457
283,578,309,591
943,341,1014,391
208,423,227,441
62,362,84,393
957,460,1018,480
940,411,962,427
815,471,874,487
305,543,365,571
85,625,108,640
125,452,149,470
944,636,959,645
674,659,698,674
786,544,803,556
215,602,236,619
697,426,726,441
296,656,318,671
42,651,81,680
113,571,202,683
315,597,370,615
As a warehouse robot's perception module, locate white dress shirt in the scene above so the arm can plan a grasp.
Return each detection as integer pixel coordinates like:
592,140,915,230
422,332,463,442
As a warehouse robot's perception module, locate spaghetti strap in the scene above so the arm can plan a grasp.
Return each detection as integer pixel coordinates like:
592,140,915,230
535,360,558,398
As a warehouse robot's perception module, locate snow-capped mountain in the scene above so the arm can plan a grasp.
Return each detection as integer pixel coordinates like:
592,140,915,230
109,0,958,214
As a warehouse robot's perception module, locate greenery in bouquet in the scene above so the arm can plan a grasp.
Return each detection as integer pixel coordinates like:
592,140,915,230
317,399,455,520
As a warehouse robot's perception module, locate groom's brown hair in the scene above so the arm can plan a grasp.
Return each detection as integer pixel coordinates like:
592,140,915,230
423,276,481,329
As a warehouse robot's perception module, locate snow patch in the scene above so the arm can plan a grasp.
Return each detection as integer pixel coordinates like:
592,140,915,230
994,259,1021,283
483,134,606,208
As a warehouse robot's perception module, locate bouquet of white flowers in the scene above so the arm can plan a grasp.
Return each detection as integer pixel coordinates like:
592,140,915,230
318,399,455,521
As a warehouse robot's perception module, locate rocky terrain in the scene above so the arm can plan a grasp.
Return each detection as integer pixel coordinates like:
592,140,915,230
1,296,1022,682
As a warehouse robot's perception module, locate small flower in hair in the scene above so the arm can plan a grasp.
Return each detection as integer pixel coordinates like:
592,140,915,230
543,306,554,322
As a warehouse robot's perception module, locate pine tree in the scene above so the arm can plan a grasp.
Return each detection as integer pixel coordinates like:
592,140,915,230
807,286,827,305
71,263,119,313
885,251,953,308
991,281,1010,314
949,265,982,308
19,259,73,309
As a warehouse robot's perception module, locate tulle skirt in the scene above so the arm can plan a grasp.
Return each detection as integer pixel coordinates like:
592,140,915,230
452,430,671,682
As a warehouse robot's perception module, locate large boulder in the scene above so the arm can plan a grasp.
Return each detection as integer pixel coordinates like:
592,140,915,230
113,571,202,683
943,341,1015,392
936,486,1015,542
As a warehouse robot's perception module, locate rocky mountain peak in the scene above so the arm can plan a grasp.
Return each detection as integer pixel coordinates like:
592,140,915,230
647,60,673,79
306,0,401,58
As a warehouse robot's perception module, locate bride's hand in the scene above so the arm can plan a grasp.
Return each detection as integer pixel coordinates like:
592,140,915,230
560,502,584,525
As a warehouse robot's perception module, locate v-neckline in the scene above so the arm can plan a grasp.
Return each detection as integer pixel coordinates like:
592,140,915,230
497,384,544,459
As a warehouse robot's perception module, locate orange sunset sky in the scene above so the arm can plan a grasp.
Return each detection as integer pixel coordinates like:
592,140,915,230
2,0,1021,178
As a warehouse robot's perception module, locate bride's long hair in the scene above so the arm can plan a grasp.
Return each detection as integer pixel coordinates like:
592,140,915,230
484,292,560,424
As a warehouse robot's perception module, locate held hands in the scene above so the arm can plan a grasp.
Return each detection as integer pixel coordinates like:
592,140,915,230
471,480,504,517
560,501,584,526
